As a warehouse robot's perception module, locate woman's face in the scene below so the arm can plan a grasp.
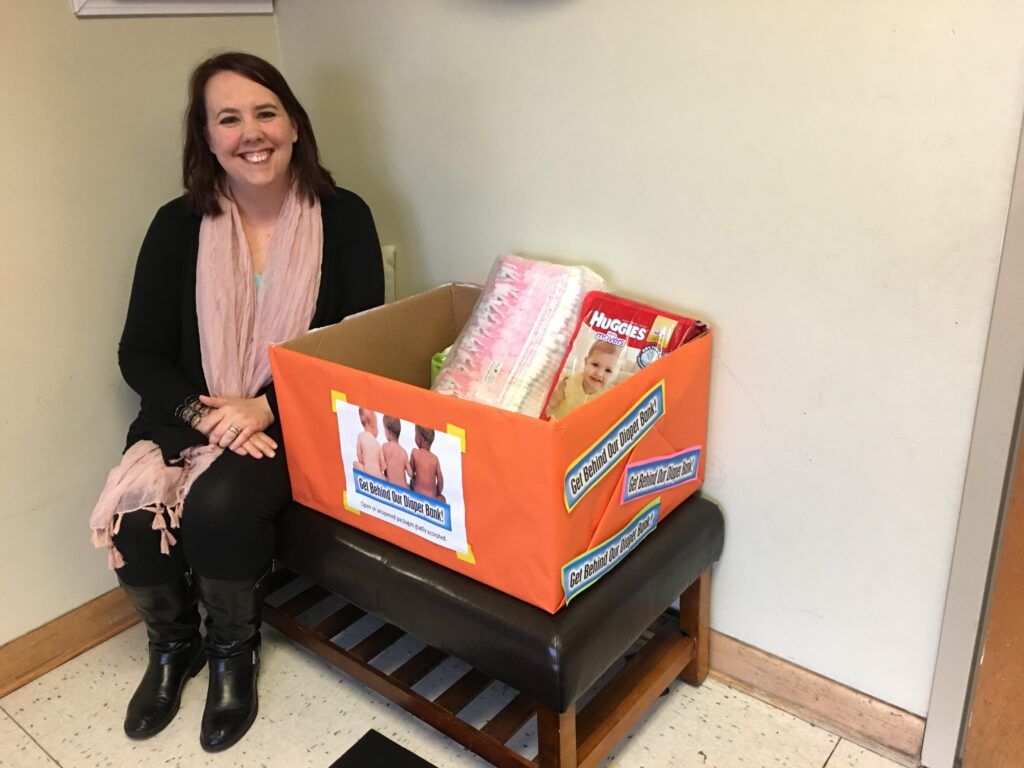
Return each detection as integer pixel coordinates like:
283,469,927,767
204,70,297,198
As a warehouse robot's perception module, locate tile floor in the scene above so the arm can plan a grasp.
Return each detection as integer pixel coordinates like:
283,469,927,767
0,622,907,768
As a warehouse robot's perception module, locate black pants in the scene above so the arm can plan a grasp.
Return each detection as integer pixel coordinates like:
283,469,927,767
113,429,290,587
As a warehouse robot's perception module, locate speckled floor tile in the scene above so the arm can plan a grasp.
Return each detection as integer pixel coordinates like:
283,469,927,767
0,620,490,768
0,624,145,745
253,628,490,766
0,708,57,767
603,678,839,768
2,622,849,768
826,739,905,768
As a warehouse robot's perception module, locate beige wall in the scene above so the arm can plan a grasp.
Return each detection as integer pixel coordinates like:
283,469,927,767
275,0,1024,715
0,3,279,644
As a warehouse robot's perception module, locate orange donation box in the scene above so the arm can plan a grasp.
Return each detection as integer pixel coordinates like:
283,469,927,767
268,284,711,613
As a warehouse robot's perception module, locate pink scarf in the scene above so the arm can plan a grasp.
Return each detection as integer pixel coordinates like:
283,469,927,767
90,185,322,568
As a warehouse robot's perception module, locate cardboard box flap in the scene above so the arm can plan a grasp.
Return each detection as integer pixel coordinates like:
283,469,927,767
274,325,323,357
277,284,482,388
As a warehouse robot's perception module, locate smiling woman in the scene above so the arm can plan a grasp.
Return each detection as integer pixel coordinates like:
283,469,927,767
89,52,384,754
182,53,335,218
205,72,298,205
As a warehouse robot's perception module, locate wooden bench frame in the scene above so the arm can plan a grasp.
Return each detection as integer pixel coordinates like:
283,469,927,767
263,567,711,768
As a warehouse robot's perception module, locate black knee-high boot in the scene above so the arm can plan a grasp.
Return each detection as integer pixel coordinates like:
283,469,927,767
119,572,205,739
195,563,272,752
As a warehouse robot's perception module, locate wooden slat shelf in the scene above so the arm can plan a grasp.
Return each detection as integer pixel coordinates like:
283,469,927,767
483,692,536,744
314,603,366,638
350,623,406,662
278,584,331,617
266,567,299,595
262,566,710,768
576,621,693,768
435,668,492,714
392,646,447,687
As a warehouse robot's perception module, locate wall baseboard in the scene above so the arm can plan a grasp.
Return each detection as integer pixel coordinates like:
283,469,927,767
710,630,924,767
0,588,139,699
0,593,924,766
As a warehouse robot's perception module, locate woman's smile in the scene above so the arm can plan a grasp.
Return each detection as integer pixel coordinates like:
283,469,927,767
239,149,272,163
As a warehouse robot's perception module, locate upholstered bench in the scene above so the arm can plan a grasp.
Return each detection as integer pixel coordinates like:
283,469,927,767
266,494,724,768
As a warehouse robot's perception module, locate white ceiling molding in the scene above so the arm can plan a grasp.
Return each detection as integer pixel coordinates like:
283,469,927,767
70,0,273,17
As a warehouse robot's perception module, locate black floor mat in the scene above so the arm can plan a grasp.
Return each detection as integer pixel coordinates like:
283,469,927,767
329,729,440,768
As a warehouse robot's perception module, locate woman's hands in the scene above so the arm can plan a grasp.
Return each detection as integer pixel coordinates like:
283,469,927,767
194,394,277,458
221,429,278,459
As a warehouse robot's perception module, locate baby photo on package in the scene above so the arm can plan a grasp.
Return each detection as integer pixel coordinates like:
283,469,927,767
543,292,705,420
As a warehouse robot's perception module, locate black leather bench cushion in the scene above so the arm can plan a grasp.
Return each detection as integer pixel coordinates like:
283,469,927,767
275,494,724,712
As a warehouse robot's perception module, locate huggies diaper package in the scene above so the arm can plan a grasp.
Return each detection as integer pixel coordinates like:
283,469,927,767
543,293,705,420
432,255,605,418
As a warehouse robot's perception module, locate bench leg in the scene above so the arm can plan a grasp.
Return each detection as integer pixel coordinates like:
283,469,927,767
537,704,577,768
679,568,711,686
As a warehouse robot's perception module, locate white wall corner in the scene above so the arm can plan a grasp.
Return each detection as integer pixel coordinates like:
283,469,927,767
920,112,1024,768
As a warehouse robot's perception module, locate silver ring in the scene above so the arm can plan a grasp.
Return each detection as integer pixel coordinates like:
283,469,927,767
227,424,242,435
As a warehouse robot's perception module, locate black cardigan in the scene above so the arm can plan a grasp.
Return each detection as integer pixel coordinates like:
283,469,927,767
118,187,384,462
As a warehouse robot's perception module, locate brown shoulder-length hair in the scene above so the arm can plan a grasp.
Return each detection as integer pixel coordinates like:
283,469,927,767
183,51,335,216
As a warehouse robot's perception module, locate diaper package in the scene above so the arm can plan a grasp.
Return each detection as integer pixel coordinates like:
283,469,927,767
432,255,605,417
543,292,705,420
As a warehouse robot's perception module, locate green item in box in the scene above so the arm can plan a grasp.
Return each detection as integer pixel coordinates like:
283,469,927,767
431,345,451,386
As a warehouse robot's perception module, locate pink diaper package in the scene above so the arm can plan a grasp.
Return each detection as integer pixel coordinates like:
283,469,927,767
432,255,605,417
543,292,706,420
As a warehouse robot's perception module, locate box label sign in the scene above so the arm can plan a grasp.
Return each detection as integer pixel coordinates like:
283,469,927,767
564,381,666,511
621,446,701,504
561,498,661,603
336,400,469,555
353,469,453,531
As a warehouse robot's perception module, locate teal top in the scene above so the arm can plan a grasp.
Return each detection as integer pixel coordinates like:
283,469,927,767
254,273,262,291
